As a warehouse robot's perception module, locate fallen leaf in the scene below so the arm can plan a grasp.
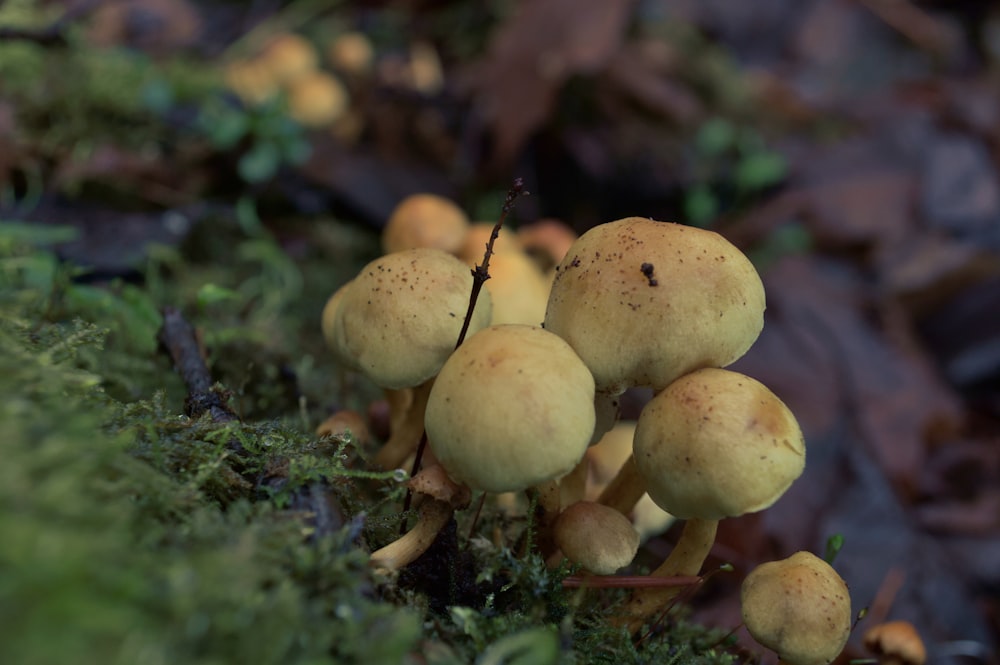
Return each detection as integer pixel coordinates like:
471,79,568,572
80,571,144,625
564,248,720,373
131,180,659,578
458,0,633,166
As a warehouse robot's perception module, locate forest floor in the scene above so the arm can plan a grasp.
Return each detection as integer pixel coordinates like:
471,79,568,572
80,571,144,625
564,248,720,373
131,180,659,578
1,1,998,664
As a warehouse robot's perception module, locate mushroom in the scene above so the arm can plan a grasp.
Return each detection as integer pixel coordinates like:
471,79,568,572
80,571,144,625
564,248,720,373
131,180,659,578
478,251,552,326
582,421,674,542
455,222,521,264
425,324,596,493
863,621,926,665
517,218,577,270
741,551,852,665
544,217,765,396
286,71,349,128
315,409,370,447
323,248,492,469
551,500,639,575
369,463,471,572
326,31,375,76
615,367,805,632
259,33,319,86
381,194,470,255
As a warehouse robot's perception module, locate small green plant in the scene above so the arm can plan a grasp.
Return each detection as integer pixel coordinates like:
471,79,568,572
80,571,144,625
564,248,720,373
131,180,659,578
684,117,788,227
196,94,312,184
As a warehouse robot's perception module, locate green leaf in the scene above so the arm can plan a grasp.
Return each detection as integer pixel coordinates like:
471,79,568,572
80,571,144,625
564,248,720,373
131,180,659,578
238,142,280,183
478,627,560,665
196,283,242,309
824,534,845,564
695,117,737,157
0,221,78,245
684,184,719,227
734,151,787,191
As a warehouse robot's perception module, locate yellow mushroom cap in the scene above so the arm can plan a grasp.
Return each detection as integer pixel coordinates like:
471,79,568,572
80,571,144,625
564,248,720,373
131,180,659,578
223,59,279,105
481,251,551,326
518,218,577,269
554,501,639,574
426,324,596,493
260,33,318,85
633,368,805,520
741,551,852,665
544,217,765,394
863,621,926,665
327,31,375,75
287,71,349,127
334,248,492,389
382,194,470,255
455,222,521,264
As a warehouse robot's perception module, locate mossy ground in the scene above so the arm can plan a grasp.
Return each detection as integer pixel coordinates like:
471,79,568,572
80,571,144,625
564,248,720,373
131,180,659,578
0,216,743,664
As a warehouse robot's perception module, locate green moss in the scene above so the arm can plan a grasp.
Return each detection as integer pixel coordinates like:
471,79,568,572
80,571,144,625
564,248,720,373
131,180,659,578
0,217,745,664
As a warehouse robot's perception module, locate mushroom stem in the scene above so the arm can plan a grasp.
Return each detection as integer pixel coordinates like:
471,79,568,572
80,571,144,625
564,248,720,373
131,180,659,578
615,518,718,633
383,387,414,436
369,498,453,571
373,379,433,470
597,454,645,517
559,456,589,507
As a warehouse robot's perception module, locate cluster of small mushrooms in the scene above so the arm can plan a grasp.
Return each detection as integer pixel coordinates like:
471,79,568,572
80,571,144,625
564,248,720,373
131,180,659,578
320,193,856,663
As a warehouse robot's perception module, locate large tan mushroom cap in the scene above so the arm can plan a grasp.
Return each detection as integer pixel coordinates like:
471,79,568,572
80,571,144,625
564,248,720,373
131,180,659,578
633,368,805,520
553,501,639,575
741,551,852,665
426,324,596,493
334,248,492,389
544,217,765,394
382,194,470,255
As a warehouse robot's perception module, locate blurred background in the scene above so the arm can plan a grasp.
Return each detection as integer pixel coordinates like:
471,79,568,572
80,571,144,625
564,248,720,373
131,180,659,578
1,0,999,663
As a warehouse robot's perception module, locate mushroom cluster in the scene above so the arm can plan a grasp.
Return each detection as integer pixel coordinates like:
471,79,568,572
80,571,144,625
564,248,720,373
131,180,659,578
320,204,846,661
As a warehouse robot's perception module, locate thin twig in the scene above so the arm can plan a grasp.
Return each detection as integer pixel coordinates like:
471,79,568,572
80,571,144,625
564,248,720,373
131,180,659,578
158,306,239,423
562,574,702,589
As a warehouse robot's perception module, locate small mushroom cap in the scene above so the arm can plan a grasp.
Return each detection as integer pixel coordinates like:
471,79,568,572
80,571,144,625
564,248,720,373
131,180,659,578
426,324,596,493
554,501,639,575
382,194,470,255
260,33,318,85
741,551,852,665
334,248,492,389
863,621,926,665
286,71,348,127
315,409,370,447
544,217,765,394
518,218,577,269
481,250,551,326
223,59,279,105
327,31,375,75
634,368,805,520
455,222,521,264
409,463,471,508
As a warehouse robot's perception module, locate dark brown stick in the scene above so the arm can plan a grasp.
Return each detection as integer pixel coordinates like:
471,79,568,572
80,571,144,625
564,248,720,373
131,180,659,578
158,306,238,424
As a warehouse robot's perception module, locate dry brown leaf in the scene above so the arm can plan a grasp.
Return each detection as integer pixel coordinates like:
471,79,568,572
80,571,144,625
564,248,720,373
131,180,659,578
459,0,634,166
